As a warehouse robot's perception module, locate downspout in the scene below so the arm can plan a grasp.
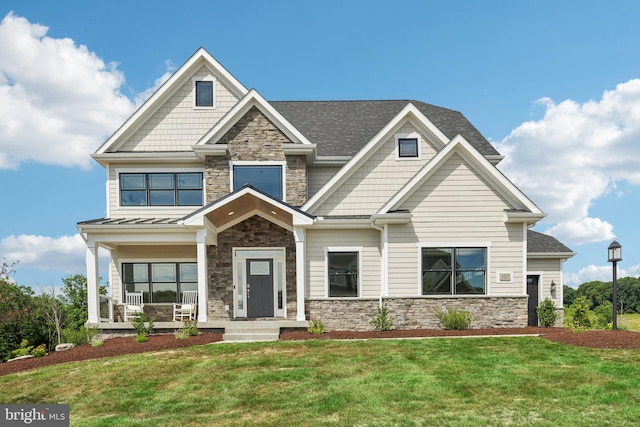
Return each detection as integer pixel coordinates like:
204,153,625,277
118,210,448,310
371,219,388,309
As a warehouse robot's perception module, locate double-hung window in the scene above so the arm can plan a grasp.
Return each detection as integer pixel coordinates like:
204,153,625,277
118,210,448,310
123,262,197,303
120,172,203,207
327,251,359,297
421,247,486,295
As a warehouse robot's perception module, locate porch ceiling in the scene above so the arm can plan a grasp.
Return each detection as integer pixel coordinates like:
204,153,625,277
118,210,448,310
206,192,294,231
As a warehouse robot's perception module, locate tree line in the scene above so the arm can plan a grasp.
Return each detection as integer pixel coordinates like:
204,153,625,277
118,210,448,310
563,276,640,314
0,261,103,362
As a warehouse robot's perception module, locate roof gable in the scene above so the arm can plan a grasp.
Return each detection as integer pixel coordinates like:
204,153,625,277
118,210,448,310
302,102,449,213
95,48,248,154
379,134,543,216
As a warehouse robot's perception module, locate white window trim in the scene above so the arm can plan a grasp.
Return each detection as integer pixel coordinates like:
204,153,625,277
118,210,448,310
416,242,491,296
229,160,287,202
324,246,363,298
119,258,197,304
115,167,205,209
395,132,422,160
192,76,216,109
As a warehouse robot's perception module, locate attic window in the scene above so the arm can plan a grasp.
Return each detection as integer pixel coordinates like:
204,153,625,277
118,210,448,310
396,133,421,159
195,80,214,107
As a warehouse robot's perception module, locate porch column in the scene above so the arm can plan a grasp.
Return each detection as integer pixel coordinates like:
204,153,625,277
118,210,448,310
85,240,100,324
196,229,209,322
294,227,306,321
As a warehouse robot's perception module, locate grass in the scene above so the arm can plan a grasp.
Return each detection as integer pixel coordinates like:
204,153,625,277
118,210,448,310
2,337,640,426
620,313,640,330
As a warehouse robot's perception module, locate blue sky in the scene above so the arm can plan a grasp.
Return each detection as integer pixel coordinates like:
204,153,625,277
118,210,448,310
1,1,639,290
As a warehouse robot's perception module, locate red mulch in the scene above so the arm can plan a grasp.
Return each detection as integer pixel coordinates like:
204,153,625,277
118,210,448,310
2,327,639,376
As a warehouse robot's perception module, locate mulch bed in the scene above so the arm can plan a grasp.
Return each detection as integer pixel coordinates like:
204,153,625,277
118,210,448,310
2,327,639,376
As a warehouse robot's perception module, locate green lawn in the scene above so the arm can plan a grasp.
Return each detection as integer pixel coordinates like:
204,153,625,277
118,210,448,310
2,337,640,426
620,313,640,330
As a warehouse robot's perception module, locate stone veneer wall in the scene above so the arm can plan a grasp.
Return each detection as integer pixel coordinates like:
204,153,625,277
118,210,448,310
207,215,297,320
308,296,529,331
204,106,307,206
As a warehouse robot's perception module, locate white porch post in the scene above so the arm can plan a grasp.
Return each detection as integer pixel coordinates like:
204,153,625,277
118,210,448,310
196,229,209,322
294,227,306,321
85,240,100,324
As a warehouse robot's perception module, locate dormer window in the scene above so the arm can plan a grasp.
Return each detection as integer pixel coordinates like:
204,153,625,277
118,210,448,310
194,79,214,108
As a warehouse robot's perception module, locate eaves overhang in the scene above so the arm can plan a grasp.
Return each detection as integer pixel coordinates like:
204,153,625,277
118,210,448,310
504,210,547,224
91,152,201,167
528,252,577,260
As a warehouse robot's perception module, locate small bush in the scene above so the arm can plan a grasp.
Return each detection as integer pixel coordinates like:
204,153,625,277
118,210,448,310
571,296,591,330
31,344,47,358
175,332,188,340
181,320,199,337
91,340,103,347
537,298,557,327
131,312,155,341
62,326,103,346
593,302,613,329
370,305,395,331
308,319,326,334
436,308,472,330
11,340,33,358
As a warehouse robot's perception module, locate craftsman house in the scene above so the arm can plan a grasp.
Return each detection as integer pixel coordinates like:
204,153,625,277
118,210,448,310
78,48,574,335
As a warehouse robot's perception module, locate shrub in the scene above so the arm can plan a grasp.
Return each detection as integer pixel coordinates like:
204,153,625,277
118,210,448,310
370,305,395,331
62,326,103,346
571,296,592,330
308,319,326,334
593,302,613,329
131,312,155,342
11,340,33,358
537,298,557,327
436,308,472,330
181,320,199,337
90,340,103,347
31,344,47,357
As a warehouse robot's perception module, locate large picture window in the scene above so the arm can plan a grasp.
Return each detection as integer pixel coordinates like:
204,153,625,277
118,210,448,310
422,247,486,295
328,251,359,297
233,165,283,200
123,262,197,303
120,172,203,207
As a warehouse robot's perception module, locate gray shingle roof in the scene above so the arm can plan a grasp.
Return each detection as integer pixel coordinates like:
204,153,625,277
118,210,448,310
271,100,499,157
528,230,574,254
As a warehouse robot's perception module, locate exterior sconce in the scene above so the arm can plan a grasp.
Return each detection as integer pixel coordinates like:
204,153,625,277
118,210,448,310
550,280,556,293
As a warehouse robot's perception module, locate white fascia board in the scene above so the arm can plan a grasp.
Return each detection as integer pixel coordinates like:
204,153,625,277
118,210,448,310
195,89,313,147
528,252,577,259
95,48,248,155
310,217,373,230
379,135,543,215
91,151,201,167
302,102,450,213
371,212,412,225
505,211,547,224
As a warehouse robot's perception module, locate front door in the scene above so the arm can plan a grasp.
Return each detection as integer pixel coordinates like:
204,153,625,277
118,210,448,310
246,259,274,318
527,275,539,326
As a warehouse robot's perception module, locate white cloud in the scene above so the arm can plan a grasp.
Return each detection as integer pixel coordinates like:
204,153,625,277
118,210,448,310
544,217,615,246
495,79,640,244
0,233,86,274
0,12,136,169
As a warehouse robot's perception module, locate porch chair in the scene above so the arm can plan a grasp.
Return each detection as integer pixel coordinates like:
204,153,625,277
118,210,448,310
123,291,144,322
173,290,198,322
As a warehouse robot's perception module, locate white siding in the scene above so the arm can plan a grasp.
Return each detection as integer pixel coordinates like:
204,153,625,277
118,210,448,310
119,65,239,152
306,229,381,298
528,258,564,307
315,123,439,216
307,165,341,199
387,153,525,297
107,162,205,218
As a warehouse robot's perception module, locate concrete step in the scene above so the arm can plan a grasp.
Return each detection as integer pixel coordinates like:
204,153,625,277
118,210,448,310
223,325,281,342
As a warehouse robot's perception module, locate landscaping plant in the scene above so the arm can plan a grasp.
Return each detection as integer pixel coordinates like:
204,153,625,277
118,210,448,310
308,319,326,334
537,298,557,327
436,308,472,330
370,305,395,331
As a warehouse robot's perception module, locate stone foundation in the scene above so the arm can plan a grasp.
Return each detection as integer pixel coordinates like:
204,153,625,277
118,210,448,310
114,304,174,322
308,296,529,331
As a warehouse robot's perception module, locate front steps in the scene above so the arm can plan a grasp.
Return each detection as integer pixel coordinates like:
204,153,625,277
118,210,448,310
222,324,281,342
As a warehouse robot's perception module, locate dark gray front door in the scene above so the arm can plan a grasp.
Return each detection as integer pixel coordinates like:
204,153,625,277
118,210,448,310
247,259,274,318
527,275,539,326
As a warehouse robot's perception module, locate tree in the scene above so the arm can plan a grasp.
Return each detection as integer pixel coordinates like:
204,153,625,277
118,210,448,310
563,285,577,307
38,286,66,347
60,274,91,330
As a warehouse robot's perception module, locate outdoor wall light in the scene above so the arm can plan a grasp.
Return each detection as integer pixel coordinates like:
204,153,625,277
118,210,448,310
550,280,556,293
607,239,622,330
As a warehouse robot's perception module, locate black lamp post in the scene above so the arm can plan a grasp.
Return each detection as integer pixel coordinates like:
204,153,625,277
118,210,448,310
608,240,622,330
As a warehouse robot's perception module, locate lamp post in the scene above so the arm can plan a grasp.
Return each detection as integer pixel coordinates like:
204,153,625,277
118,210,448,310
608,240,622,330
